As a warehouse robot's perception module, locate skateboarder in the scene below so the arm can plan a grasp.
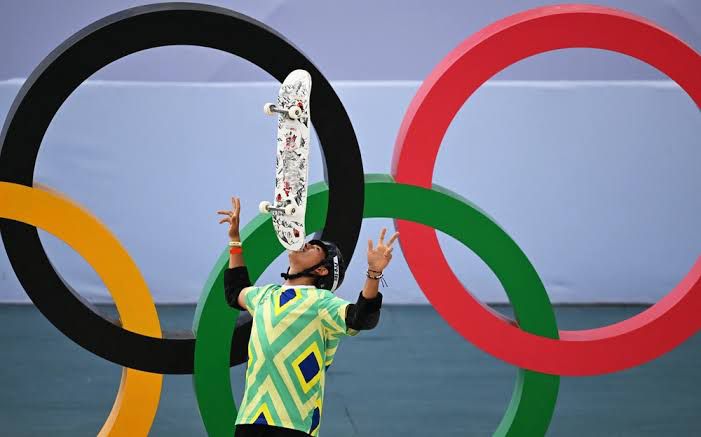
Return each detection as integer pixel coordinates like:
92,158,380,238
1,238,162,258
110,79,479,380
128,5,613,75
217,196,398,437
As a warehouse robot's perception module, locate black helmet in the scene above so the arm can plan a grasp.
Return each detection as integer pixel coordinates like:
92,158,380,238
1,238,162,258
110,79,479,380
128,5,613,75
308,239,346,292
280,239,347,292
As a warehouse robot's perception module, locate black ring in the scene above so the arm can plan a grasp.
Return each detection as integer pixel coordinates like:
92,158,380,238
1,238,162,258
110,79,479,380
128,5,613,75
0,2,364,374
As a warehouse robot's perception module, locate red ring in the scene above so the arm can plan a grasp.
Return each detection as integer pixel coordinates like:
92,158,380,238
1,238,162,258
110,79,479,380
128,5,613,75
392,4,701,376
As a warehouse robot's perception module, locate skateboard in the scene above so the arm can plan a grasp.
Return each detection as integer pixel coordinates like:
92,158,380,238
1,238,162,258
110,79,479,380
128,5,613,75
259,69,311,251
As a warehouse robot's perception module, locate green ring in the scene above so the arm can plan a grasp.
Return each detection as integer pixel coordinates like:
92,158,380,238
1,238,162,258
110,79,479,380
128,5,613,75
192,174,560,436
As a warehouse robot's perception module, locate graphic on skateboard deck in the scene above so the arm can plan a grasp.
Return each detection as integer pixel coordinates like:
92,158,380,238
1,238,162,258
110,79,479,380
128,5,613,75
259,69,311,251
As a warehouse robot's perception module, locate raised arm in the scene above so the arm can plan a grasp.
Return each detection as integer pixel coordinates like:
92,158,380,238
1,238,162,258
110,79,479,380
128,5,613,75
218,196,250,310
364,227,399,299
345,228,399,330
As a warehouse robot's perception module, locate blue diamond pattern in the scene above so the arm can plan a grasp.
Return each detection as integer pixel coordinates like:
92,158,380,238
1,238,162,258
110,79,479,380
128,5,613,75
254,411,268,425
298,352,320,383
279,288,297,307
309,407,320,433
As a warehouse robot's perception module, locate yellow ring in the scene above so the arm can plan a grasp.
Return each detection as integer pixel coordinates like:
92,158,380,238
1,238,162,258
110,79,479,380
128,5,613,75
0,181,162,436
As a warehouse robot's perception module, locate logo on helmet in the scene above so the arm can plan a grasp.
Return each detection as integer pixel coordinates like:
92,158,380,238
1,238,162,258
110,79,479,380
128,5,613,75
331,255,340,292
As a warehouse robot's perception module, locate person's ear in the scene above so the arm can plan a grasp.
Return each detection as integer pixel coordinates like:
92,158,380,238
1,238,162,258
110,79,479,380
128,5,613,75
314,266,329,277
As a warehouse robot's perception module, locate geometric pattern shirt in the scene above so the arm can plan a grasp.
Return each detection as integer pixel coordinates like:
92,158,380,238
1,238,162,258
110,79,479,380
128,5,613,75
235,284,358,436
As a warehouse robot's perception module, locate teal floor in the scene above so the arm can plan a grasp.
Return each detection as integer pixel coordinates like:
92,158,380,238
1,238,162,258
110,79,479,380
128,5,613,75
0,304,699,436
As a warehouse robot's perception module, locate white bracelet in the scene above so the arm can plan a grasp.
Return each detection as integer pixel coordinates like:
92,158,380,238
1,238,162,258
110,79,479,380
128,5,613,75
228,240,242,247
367,269,388,287
366,270,383,280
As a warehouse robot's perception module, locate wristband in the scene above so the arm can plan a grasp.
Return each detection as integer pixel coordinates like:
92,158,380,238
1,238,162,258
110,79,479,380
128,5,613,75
366,270,383,279
229,247,243,255
367,270,388,287
228,240,242,247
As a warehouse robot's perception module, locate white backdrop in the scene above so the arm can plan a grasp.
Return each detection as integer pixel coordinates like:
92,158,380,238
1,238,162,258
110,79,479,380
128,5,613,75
0,79,699,304
1,0,700,82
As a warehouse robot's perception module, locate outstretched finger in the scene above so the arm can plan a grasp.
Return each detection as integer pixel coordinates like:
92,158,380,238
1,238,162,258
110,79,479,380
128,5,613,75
235,197,241,214
368,239,374,251
378,228,387,245
216,210,232,216
386,231,400,248
218,217,230,224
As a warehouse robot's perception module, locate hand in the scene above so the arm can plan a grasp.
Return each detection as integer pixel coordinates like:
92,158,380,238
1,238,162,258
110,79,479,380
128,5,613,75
367,228,399,272
217,196,241,241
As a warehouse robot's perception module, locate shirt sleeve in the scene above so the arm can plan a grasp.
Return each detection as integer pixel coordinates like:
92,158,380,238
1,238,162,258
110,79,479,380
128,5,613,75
241,285,271,315
317,291,359,338
324,335,341,370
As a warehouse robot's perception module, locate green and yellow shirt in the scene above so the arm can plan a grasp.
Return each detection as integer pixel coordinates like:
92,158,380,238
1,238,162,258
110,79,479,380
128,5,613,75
235,284,358,436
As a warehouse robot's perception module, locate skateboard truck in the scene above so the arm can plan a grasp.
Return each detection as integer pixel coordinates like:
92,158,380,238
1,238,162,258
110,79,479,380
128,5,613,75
259,201,296,216
263,103,307,120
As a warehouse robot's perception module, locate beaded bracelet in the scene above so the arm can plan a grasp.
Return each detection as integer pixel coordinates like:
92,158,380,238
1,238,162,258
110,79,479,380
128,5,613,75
367,269,383,279
367,269,387,287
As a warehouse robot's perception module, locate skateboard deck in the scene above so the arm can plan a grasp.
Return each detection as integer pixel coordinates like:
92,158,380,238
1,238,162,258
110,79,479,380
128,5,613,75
260,69,311,251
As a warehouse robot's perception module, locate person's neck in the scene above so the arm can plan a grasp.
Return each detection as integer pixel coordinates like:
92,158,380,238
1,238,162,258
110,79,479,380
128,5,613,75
283,277,316,287
283,266,316,287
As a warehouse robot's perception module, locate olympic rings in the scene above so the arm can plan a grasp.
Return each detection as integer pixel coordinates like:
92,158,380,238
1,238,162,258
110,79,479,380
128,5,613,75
192,175,560,437
0,182,162,436
3,3,699,436
391,3,701,376
0,3,364,374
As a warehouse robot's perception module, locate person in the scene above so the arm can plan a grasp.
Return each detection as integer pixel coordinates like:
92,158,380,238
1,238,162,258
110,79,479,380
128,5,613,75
217,196,399,437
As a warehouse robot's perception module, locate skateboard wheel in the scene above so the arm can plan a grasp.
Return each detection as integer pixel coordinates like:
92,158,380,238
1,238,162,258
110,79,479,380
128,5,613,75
263,103,275,115
284,205,296,215
287,106,302,119
259,201,271,214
